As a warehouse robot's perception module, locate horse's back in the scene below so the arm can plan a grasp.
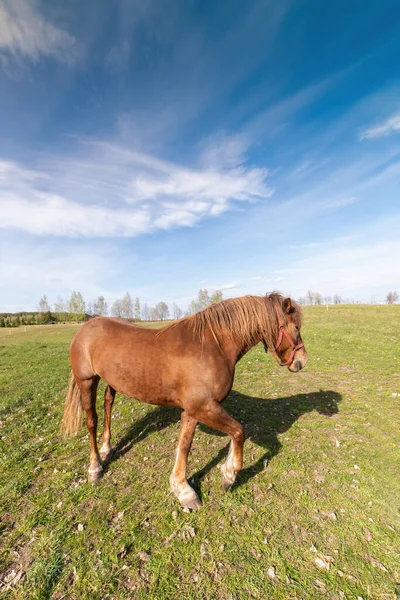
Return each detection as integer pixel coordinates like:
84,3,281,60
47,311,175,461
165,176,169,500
70,317,233,405
69,317,149,375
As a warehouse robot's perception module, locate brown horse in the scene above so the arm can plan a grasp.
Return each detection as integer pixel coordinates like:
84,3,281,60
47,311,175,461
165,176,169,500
62,293,307,510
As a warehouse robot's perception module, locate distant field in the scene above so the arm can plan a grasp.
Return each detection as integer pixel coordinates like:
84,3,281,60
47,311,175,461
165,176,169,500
1,306,399,599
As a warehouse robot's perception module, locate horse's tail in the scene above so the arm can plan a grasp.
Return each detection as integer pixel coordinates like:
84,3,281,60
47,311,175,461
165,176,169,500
61,372,82,436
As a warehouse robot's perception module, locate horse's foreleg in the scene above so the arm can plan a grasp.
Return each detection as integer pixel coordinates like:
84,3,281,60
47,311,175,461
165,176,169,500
100,385,116,461
79,377,102,483
191,400,244,491
170,411,201,510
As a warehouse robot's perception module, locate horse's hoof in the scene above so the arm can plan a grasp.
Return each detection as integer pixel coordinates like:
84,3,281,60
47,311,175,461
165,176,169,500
88,466,103,483
222,478,233,492
172,482,202,511
99,448,113,462
181,495,202,511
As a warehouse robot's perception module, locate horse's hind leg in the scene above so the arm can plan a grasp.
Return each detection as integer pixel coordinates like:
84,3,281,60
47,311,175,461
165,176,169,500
78,376,102,483
190,400,245,491
170,412,201,511
100,385,116,461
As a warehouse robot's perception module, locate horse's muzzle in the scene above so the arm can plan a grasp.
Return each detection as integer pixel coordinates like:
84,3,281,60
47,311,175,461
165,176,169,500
289,360,303,372
288,350,308,372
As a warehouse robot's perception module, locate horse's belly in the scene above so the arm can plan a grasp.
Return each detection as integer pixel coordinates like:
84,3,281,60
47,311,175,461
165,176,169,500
97,360,181,407
94,343,231,408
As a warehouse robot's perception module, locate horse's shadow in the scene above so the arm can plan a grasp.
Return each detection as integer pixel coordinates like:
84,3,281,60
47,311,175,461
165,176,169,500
107,389,341,491
195,389,341,490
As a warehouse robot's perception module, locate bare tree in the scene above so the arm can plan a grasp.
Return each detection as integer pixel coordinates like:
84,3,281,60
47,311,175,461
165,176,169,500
306,290,314,305
38,295,50,312
54,296,66,312
155,301,169,321
111,299,123,317
134,297,141,320
142,303,150,321
314,292,322,305
210,290,223,303
187,299,199,315
187,289,217,315
198,289,211,310
172,303,183,320
386,291,399,305
333,294,342,305
69,291,85,321
95,296,108,316
121,292,133,319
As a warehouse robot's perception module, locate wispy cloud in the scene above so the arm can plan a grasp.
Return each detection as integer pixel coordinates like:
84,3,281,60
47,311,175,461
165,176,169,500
360,113,400,139
248,276,287,285
263,213,400,300
0,0,77,66
289,235,358,250
2,192,151,237
275,146,400,219
0,139,272,238
209,282,239,291
242,67,352,142
0,235,120,311
199,132,251,169
323,196,359,209
290,160,313,177
295,239,400,298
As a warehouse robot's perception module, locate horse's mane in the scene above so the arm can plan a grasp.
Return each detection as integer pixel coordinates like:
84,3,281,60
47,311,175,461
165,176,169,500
158,293,302,347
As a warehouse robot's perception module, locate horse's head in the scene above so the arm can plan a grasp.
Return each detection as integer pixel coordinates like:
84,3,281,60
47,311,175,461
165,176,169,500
263,295,308,373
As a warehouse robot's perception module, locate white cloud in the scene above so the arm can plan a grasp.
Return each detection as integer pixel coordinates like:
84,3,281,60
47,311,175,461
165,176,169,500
0,140,272,238
1,192,151,237
0,0,77,65
129,165,269,205
360,114,400,139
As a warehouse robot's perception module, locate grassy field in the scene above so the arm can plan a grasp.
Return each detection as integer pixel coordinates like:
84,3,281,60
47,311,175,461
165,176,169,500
0,306,399,600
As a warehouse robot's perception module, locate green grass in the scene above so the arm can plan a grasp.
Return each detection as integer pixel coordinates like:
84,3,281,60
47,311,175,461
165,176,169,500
0,307,399,599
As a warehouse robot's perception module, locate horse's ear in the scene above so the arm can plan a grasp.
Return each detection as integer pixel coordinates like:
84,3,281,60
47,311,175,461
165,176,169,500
282,297,292,314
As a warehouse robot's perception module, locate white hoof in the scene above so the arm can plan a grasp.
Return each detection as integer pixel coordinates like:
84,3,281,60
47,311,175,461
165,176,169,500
99,443,112,461
88,464,103,483
170,477,202,510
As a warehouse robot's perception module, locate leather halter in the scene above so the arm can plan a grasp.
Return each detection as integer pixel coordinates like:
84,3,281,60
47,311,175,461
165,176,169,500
272,305,305,367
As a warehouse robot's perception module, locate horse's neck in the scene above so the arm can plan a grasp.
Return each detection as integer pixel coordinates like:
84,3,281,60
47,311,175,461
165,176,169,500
219,326,264,366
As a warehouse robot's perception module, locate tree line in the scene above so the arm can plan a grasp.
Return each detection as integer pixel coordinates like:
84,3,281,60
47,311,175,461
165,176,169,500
2,287,398,328
298,291,343,305
0,288,225,327
299,290,399,305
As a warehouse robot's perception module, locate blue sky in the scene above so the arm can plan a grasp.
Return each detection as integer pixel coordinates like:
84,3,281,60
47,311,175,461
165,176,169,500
1,0,400,312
